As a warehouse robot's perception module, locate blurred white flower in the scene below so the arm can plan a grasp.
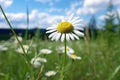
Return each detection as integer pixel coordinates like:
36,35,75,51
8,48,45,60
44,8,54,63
39,49,52,54
0,45,8,51
45,70,57,77
57,46,74,54
67,53,81,60
16,45,29,54
14,36,23,44
30,57,47,68
57,46,81,60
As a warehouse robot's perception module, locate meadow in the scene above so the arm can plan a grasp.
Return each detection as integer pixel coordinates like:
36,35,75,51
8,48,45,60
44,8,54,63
0,32,120,80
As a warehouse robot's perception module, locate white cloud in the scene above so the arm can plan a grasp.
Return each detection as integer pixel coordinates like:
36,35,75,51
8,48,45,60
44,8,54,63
65,1,82,16
76,7,99,15
0,22,10,28
6,13,26,21
83,0,109,8
67,0,120,16
29,10,39,21
0,9,63,29
66,0,99,15
37,12,62,28
48,7,62,13
0,0,13,8
99,10,118,21
0,10,40,22
99,15,108,20
35,0,60,6
77,0,109,15
113,0,120,6
116,8,120,15
15,23,38,29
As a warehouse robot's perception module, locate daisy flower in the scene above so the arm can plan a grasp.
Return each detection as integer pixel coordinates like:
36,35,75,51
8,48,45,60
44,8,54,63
67,53,82,60
10,36,23,44
16,45,29,54
0,45,8,51
39,49,52,55
14,36,23,44
57,46,74,54
30,57,47,68
46,14,84,41
45,70,57,77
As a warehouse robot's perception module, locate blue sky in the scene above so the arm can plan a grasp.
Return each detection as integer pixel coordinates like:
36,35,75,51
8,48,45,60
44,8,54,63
0,0,120,29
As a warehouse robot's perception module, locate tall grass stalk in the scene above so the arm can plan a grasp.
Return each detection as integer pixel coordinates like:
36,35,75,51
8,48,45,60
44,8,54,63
84,25,97,79
24,4,29,40
36,65,44,80
84,25,90,54
108,65,120,80
0,5,35,79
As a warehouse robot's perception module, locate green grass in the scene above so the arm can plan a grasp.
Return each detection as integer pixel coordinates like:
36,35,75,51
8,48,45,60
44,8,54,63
0,36,120,80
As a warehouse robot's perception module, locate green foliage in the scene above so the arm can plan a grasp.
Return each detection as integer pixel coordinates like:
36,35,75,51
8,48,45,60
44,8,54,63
0,36,120,80
105,0,115,32
116,11,120,38
89,15,97,39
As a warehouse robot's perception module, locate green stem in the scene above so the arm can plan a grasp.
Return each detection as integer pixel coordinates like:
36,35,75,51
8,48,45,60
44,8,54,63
60,34,67,80
36,65,44,80
64,34,67,67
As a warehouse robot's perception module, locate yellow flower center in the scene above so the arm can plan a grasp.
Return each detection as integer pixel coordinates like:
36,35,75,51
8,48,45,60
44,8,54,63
57,21,74,33
71,54,77,59
66,48,70,51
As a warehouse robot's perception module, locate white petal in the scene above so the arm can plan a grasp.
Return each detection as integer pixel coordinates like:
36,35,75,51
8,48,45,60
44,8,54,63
55,33,61,41
48,32,57,38
71,16,79,23
68,33,75,40
71,33,79,40
74,30,84,37
51,33,58,41
66,34,70,41
46,29,57,33
51,36,56,41
72,19,83,24
68,14,74,21
76,57,82,60
61,34,65,42
73,23,83,27
51,32,61,41
75,27,84,31
66,52,71,57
